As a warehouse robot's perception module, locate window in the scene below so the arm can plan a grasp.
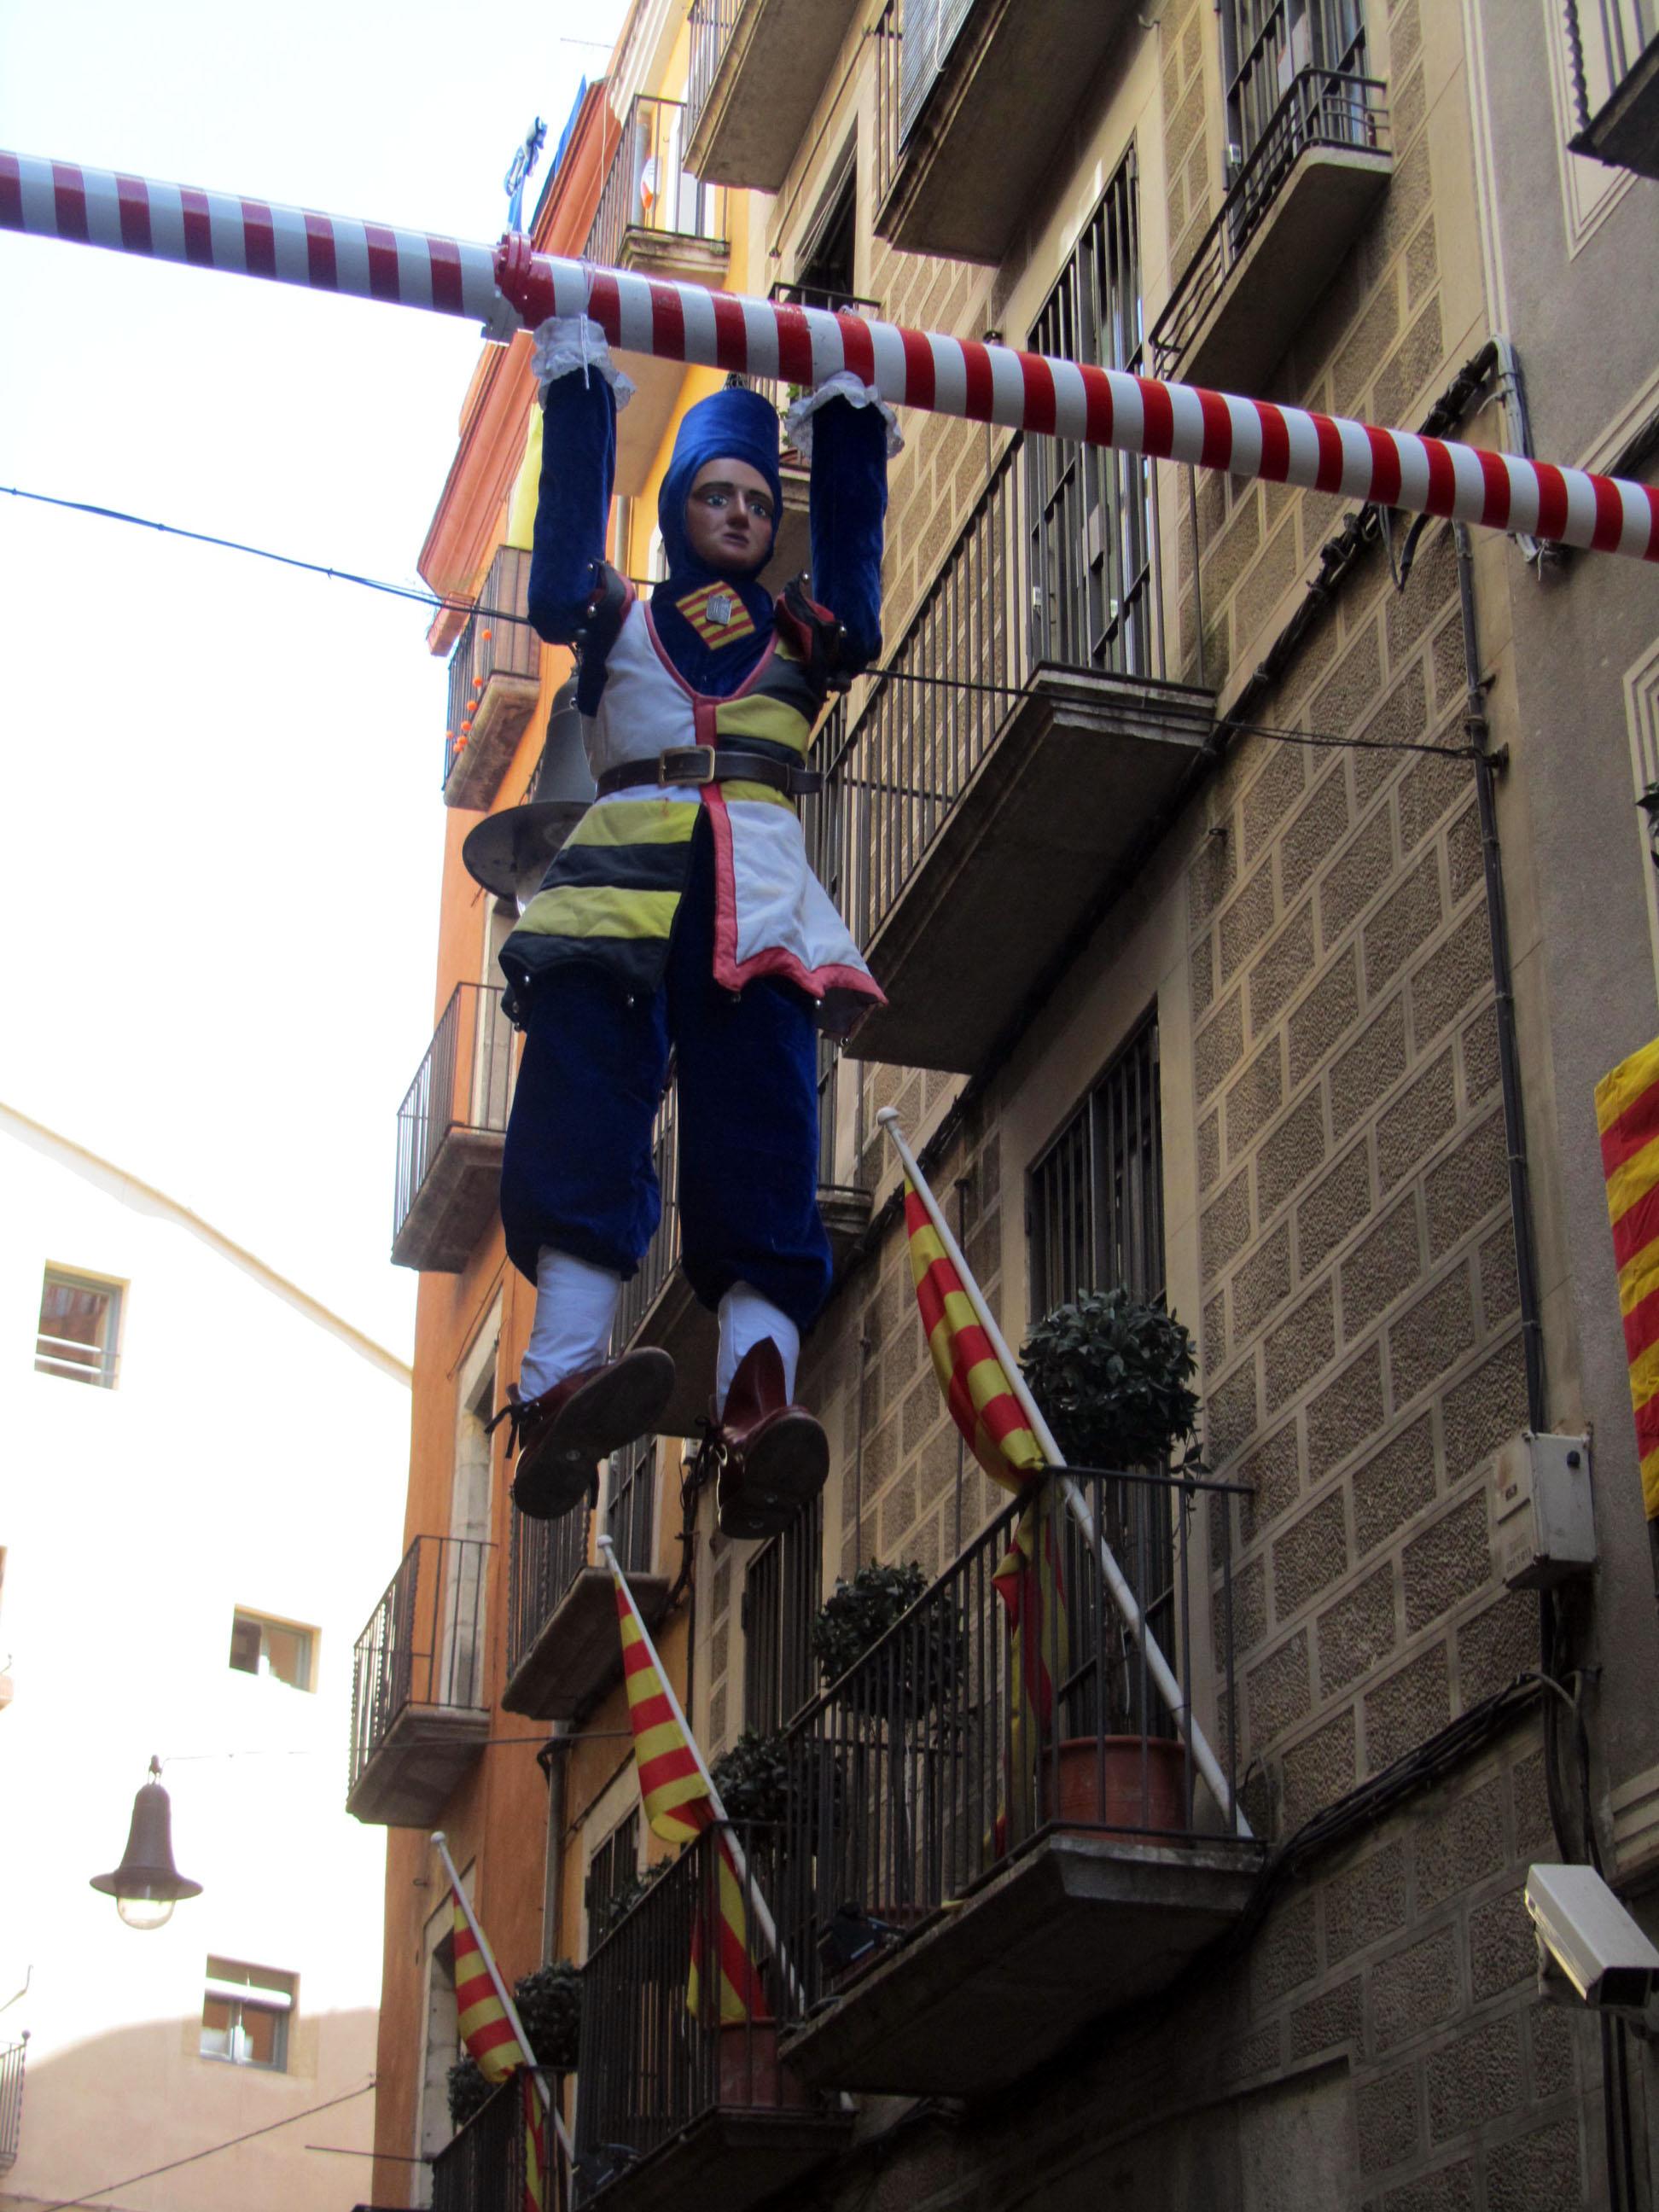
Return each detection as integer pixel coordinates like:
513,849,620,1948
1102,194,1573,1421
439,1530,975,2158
1026,151,1155,681
585,1811,641,1951
229,1610,315,1691
743,1495,824,1735
200,1959,294,2069
1027,1013,1164,1318
34,1268,122,1388
1221,0,1368,178
606,1437,657,1578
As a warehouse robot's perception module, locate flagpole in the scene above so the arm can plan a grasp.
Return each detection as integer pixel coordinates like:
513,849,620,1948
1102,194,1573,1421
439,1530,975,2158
597,1537,803,2005
430,1831,575,2168
876,1106,1252,1839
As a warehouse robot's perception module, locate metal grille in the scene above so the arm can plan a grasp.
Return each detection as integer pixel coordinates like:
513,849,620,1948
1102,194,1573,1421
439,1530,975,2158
431,2069,558,2212
348,1536,491,1801
743,1498,824,1735
507,1501,592,1681
1223,0,1367,170
607,1438,657,1579
392,984,519,1250
1028,1014,1163,1317
686,0,743,143
1026,149,1154,680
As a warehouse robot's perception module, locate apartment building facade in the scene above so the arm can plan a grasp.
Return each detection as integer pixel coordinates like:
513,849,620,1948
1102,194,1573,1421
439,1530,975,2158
364,2,1659,2207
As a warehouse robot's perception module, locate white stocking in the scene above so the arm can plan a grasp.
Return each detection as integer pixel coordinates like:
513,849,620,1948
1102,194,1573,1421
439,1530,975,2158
520,1249,622,1400
717,1282,799,1412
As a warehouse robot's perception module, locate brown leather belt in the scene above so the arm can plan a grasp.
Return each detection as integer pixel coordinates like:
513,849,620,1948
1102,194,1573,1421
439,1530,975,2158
595,745,823,799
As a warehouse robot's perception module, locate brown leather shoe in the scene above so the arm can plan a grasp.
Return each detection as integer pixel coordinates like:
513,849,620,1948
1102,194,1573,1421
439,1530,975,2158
712,1340,828,1539
496,1348,675,1520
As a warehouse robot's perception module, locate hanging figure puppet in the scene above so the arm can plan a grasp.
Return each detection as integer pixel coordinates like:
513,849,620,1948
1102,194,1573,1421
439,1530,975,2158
489,238,898,1541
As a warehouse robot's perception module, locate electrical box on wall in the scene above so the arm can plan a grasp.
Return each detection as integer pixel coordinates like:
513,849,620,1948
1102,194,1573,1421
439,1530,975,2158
1493,1432,1597,1589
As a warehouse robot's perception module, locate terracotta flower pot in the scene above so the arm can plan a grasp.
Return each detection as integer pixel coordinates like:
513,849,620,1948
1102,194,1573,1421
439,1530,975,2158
717,2018,806,2109
1045,1735,1190,1834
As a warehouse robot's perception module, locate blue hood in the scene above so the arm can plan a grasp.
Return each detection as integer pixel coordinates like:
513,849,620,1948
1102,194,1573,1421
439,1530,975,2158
658,384,783,583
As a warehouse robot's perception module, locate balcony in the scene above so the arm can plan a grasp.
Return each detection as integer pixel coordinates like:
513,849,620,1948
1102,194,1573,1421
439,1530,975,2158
443,547,542,811
871,0,1139,263
575,1825,852,2212
773,1468,1261,2097
1150,69,1392,394
347,1535,491,1826
503,1489,672,1723
587,96,730,499
0,2034,25,2173
614,1060,874,1432
806,432,1211,1075
433,2068,561,2212
1565,0,1659,175
393,984,517,1273
684,0,870,192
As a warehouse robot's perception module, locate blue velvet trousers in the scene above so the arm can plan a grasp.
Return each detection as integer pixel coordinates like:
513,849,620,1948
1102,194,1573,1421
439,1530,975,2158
499,817,833,1331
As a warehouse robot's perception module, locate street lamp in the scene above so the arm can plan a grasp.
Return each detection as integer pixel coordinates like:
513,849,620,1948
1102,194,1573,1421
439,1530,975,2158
90,1757,202,1930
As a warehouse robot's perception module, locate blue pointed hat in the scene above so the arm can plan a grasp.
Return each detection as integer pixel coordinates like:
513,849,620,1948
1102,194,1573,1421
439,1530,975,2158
658,384,783,578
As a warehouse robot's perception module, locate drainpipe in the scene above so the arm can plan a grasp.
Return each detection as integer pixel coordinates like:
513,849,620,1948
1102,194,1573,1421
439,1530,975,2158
1456,522,1546,1433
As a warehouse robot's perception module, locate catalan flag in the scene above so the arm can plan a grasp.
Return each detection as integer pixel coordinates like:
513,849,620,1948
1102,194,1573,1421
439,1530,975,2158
607,1555,764,2022
991,1484,1069,1849
447,1884,549,2212
904,1177,1048,1493
1596,1037,1659,1518
673,579,756,648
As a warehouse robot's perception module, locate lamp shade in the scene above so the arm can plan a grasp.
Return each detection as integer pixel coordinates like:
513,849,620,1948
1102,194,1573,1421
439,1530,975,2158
90,1761,202,1929
462,679,595,912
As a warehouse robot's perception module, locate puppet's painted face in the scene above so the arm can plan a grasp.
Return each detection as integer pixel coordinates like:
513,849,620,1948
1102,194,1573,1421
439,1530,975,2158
684,457,777,573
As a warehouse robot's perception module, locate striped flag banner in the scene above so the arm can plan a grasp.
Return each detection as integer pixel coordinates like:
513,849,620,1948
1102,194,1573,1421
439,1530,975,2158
433,1833,571,2208
604,1544,766,2022
3,150,1657,562
1596,1037,1659,1519
992,1482,1070,1849
903,1175,1048,1493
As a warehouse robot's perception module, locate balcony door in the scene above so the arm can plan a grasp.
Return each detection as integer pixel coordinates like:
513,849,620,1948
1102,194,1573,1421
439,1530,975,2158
1221,0,1368,220
443,1330,498,1710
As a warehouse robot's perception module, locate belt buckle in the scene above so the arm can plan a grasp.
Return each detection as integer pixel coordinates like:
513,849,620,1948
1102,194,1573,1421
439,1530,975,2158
660,745,717,787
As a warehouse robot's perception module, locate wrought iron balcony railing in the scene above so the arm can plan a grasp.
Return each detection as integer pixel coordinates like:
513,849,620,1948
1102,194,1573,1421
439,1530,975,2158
686,0,743,148
0,2034,25,2174
1150,67,1390,375
585,94,727,273
432,2068,560,2212
576,1822,844,2199
803,420,1161,958
348,1534,491,1803
508,1500,592,1685
443,546,540,802
776,1464,1243,2002
392,983,518,1270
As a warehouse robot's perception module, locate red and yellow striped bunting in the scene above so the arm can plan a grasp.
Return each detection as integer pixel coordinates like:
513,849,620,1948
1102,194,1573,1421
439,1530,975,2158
905,1178,1047,1492
609,1566,763,2021
992,1484,1070,1850
521,2072,548,2212
1596,1037,1659,1519
451,1894,529,2084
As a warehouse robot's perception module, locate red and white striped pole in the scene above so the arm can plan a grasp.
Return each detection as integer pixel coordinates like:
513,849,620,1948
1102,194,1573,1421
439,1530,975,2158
4,148,1656,565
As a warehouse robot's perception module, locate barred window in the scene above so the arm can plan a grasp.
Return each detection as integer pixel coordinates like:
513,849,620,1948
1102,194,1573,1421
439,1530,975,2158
585,1810,641,1951
742,1496,824,1735
606,1437,657,1578
1026,146,1154,680
35,1268,122,1388
1028,1013,1163,1318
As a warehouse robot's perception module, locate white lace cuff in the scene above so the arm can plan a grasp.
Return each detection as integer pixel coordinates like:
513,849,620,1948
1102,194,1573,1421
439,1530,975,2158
783,370,904,460
529,314,635,410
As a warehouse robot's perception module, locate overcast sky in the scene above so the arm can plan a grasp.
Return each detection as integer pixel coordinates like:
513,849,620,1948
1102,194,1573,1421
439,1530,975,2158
0,1,626,1351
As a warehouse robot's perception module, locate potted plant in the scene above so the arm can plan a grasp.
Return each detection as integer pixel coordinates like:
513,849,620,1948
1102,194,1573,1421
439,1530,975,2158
1019,1289,1204,1837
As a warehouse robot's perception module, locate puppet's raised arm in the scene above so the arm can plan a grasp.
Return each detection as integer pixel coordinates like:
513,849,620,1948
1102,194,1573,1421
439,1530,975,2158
525,317,632,643
789,376,902,675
